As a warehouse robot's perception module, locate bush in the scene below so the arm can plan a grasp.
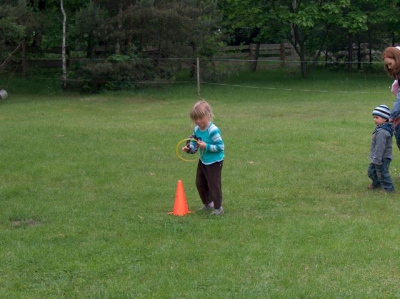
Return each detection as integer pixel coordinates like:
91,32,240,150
67,54,160,93
196,59,237,83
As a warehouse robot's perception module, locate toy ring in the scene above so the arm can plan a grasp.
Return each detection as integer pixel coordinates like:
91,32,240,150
175,138,204,162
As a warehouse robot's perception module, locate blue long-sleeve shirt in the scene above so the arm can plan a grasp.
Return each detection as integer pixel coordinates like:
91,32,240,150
391,80,400,120
190,122,224,165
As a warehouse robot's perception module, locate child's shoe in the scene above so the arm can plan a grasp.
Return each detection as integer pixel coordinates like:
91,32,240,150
367,185,380,190
210,207,224,215
380,189,395,193
198,202,214,211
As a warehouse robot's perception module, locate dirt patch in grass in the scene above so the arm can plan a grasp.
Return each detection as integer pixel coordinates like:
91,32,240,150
11,219,41,228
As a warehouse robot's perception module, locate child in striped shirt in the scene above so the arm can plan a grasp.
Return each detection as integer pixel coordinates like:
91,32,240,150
182,100,225,215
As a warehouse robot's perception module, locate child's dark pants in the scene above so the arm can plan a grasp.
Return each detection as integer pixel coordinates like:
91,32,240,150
196,160,223,209
367,158,395,192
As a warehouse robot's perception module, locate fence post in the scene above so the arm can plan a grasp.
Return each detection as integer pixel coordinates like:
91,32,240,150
249,43,254,70
197,57,201,100
280,43,286,67
21,39,27,77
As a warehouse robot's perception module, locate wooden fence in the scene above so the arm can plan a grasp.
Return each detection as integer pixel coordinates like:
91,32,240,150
214,43,299,69
218,43,297,60
0,40,72,75
0,42,298,75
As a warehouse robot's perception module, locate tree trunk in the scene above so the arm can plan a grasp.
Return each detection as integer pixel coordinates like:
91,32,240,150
299,52,307,77
347,34,353,71
357,40,361,71
60,0,67,89
289,21,308,77
116,4,123,54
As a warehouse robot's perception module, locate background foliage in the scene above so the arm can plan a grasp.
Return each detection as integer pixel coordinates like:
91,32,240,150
1,0,400,89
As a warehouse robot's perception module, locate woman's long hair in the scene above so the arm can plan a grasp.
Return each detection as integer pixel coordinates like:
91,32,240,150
382,47,400,79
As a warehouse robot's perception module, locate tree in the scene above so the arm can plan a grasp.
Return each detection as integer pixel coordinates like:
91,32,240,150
0,1,31,46
60,0,67,89
219,0,384,76
73,1,106,58
67,0,225,91
315,0,400,71
219,0,285,44
0,1,29,71
219,0,286,71
270,0,355,77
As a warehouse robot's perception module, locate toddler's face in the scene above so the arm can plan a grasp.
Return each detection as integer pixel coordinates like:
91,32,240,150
194,115,210,130
373,115,387,126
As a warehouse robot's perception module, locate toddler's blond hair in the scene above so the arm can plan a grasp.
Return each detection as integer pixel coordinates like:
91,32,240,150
190,100,214,121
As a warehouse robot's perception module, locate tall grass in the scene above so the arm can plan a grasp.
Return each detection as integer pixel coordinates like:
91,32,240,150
1,69,400,298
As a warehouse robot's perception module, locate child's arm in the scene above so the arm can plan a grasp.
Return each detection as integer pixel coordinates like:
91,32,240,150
391,85,400,121
196,136,224,152
205,129,224,153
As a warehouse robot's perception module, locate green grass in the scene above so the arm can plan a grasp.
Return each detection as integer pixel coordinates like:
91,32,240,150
1,69,400,298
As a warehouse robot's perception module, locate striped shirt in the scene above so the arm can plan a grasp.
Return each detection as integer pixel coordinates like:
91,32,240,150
191,122,224,165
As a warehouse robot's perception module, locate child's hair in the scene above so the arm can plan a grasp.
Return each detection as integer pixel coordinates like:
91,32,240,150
190,100,214,121
382,47,400,78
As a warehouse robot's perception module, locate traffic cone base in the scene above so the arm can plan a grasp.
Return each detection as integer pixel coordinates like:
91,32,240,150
168,180,191,216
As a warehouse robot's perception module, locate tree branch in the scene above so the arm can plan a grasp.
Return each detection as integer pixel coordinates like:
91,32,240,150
0,42,22,70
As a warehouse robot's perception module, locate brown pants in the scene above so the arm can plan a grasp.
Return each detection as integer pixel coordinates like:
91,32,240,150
196,160,223,209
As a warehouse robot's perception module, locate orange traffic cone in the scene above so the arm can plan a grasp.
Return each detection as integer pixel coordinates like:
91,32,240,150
168,180,191,216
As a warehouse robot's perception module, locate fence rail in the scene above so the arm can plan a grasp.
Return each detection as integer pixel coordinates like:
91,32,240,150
0,42,298,71
217,43,298,61
2,42,386,75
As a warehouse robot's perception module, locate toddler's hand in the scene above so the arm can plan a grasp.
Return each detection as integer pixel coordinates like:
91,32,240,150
181,145,189,152
197,140,206,149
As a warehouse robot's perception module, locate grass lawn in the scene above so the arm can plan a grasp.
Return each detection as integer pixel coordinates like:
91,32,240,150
1,69,400,298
